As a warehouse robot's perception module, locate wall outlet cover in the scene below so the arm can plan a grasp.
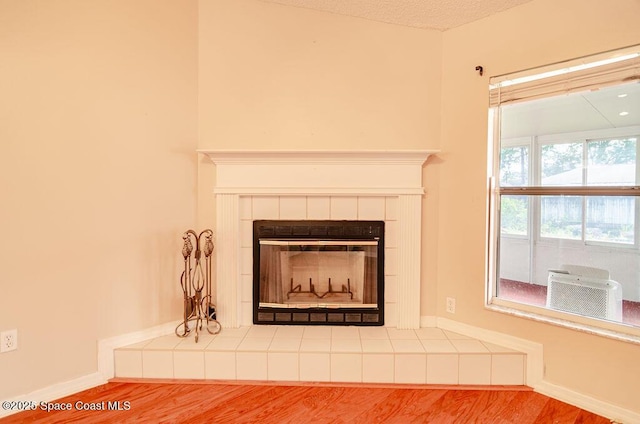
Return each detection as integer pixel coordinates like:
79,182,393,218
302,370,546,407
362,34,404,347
1,329,18,353
446,297,456,314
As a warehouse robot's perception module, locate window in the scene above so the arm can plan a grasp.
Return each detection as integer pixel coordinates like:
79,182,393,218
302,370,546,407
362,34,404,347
488,45,640,337
500,144,529,236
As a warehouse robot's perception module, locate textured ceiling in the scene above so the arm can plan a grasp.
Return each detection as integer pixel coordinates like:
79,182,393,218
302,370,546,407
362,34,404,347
258,0,535,30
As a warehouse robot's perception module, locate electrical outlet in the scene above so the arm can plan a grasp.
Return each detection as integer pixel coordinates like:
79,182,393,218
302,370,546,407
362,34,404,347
446,297,456,314
1,329,18,353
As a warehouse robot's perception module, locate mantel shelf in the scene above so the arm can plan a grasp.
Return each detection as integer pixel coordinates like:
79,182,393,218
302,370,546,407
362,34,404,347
199,149,438,194
198,149,439,165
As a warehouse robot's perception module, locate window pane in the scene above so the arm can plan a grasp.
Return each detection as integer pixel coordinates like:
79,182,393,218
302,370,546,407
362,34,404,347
500,146,529,186
587,138,637,186
586,196,635,244
498,194,640,326
540,195,582,239
541,143,583,186
500,195,528,235
492,53,640,331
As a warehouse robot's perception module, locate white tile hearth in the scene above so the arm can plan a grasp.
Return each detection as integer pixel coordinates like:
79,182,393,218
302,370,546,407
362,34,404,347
114,327,526,386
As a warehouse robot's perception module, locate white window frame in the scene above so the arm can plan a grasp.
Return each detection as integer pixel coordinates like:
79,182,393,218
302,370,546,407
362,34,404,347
486,46,640,343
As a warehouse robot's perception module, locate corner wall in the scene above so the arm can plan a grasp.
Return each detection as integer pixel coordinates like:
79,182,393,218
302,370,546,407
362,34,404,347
198,0,442,151
0,0,198,399
197,0,443,316
198,0,442,315
439,0,640,414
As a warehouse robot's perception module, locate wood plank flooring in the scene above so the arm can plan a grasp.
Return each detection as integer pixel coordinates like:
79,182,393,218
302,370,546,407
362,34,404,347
1,381,610,423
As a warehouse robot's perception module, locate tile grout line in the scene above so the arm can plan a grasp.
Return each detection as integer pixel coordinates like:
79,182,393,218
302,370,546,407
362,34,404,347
119,326,525,385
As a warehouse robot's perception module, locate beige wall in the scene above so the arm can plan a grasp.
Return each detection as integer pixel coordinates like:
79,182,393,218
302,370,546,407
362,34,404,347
440,0,640,413
198,0,442,150
198,0,640,414
0,0,197,398
197,0,443,311
2,0,638,414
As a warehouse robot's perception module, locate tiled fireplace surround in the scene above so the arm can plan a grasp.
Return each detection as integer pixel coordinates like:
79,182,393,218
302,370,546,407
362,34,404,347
114,151,527,385
209,150,433,330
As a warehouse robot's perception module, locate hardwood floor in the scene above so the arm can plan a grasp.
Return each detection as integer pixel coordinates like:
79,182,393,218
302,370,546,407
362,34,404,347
2,380,610,423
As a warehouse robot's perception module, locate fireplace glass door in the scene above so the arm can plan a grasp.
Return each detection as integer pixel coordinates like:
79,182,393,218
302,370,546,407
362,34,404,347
253,220,384,325
259,240,378,308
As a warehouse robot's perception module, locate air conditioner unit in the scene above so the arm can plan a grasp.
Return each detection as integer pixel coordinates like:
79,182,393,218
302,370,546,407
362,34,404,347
546,265,623,321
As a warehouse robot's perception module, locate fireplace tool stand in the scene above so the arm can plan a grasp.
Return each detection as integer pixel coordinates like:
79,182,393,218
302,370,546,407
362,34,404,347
175,229,221,342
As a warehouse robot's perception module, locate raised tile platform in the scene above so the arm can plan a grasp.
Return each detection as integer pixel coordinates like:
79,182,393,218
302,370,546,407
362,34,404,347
114,326,526,385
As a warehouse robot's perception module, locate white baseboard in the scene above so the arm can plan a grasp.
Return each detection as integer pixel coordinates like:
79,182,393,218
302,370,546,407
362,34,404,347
435,317,639,423
0,320,180,419
536,380,640,424
0,372,106,418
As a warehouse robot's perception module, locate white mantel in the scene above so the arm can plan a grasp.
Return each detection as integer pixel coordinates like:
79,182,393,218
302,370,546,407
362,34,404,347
199,150,437,329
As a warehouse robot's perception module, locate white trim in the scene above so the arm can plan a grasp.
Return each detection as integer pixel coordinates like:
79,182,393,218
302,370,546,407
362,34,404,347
199,150,437,193
212,187,427,196
486,301,640,344
437,317,640,423
436,317,544,387
396,194,423,328
0,321,180,418
535,380,640,424
197,149,438,164
0,373,106,418
215,193,241,328
420,315,438,327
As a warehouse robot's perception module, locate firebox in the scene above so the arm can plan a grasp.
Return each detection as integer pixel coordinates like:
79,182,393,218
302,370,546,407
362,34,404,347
253,220,384,326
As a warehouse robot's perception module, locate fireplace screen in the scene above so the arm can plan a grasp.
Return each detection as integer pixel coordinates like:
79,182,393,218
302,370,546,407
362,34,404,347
253,220,384,325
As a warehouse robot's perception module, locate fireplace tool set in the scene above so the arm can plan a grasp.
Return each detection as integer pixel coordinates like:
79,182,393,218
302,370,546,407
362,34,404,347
175,229,221,342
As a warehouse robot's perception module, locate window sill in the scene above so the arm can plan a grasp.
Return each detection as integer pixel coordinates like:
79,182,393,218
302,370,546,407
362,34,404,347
487,297,640,345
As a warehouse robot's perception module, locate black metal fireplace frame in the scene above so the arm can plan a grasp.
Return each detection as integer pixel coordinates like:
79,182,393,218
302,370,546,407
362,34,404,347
253,220,385,326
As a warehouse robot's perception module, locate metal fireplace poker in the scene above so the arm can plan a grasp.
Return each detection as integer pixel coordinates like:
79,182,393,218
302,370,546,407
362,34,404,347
175,229,221,342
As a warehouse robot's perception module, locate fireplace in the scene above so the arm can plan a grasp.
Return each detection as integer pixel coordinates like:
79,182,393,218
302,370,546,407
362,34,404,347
253,220,385,325
199,150,436,329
